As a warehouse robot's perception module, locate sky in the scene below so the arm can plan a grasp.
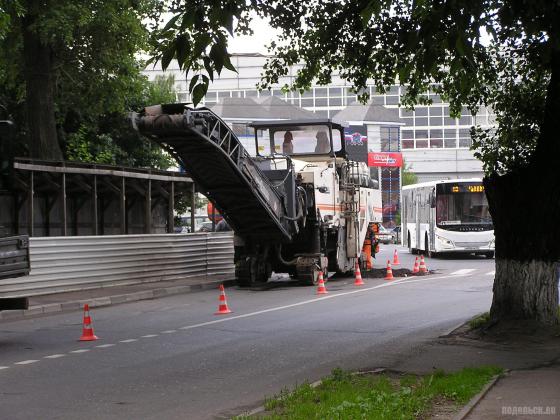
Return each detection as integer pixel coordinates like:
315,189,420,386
228,15,279,54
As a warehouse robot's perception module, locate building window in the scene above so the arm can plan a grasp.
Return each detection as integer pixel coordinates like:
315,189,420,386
415,130,428,148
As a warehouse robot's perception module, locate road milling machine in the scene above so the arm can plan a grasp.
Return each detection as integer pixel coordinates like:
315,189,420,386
133,104,382,286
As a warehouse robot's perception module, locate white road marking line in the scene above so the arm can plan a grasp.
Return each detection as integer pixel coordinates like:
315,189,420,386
486,271,495,276
14,360,39,365
119,339,138,343
141,334,158,338
450,269,476,275
44,354,66,359
0,366,9,370
69,349,90,354
95,344,115,348
161,330,177,334
178,273,468,332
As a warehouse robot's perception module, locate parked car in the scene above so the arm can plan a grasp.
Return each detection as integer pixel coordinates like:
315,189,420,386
174,226,190,233
377,225,396,244
198,221,214,232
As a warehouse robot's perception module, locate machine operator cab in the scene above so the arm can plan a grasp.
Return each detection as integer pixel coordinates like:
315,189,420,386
248,119,347,162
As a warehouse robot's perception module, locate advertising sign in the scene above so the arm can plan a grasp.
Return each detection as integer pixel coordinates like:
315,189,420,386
367,152,403,167
344,125,368,163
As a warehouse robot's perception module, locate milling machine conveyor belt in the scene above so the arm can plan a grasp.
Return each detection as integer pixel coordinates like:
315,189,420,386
133,105,294,241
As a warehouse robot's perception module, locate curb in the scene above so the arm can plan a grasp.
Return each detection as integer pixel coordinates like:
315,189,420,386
0,278,237,322
453,373,504,420
439,320,469,338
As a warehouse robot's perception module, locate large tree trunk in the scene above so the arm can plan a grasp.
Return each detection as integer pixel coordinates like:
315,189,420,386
22,1,63,160
484,48,560,326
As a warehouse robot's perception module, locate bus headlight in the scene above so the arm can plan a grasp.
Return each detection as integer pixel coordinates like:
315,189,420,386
489,239,495,249
436,234,454,248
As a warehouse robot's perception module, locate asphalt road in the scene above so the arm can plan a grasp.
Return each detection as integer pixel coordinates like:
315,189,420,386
0,246,495,419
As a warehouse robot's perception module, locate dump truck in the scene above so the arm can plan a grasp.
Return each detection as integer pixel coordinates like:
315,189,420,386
133,104,382,286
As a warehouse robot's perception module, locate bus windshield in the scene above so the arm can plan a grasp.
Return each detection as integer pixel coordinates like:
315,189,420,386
436,184,492,228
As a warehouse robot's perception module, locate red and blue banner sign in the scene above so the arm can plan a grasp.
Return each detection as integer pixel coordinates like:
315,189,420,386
367,152,403,167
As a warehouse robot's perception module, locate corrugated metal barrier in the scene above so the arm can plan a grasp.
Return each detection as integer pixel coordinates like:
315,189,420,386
0,232,234,298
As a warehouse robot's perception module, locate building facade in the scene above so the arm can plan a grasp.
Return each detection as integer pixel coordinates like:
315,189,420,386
143,53,491,182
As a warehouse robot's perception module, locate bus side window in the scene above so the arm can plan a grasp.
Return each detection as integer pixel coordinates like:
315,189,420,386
430,189,436,208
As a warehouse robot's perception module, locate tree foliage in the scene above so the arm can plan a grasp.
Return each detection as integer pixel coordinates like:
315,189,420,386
0,0,169,167
401,160,418,187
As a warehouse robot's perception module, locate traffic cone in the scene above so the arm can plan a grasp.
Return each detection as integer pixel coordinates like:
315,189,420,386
412,256,419,274
392,249,401,266
79,304,98,341
354,261,365,286
419,255,428,274
215,284,232,315
316,271,328,294
384,260,394,280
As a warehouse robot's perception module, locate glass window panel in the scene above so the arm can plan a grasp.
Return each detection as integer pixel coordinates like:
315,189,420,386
444,129,457,138
430,106,443,116
328,87,343,97
415,139,428,148
329,97,343,107
459,137,472,148
416,130,428,139
415,107,428,116
430,129,442,139
459,115,471,125
385,96,399,105
388,85,400,95
400,108,413,118
444,116,457,125
459,128,470,137
415,117,429,126
314,87,328,96
218,91,231,98
301,90,313,98
430,116,443,126
402,139,415,149
380,127,390,140
245,90,259,97
430,139,443,148
401,130,414,139
315,97,328,106
300,98,314,107
444,138,457,148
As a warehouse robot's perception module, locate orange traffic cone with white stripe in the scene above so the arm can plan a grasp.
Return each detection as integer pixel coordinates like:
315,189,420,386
354,261,365,286
215,284,232,315
316,271,328,294
392,249,400,266
79,304,98,341
419,255,428,274
384,260,394,280
412,256,420,274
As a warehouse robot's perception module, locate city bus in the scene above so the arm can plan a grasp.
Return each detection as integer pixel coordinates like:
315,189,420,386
401,179,494,258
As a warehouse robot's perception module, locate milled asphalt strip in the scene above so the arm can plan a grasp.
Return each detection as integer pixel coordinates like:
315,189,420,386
177,273,472,331
0,272,478,371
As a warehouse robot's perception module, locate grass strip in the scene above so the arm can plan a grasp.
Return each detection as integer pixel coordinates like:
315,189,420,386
236,366,502,419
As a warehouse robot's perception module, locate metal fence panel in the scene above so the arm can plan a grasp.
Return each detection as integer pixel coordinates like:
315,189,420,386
0,233,235,298
206,232,235,277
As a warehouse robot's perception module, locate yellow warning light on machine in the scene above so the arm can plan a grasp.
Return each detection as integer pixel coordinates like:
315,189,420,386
452,186,459,192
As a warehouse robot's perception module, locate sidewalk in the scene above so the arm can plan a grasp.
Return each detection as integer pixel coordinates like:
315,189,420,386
462,366,560,419
0,275,236,322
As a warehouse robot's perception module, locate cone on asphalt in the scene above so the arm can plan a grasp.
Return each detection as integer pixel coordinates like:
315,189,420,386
384,260,394,280
215,284,232,315
354,261,365,286
392,249,401,266
316,271,328,294
412,256,420,274
419,255,428,274
79,304,98,341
